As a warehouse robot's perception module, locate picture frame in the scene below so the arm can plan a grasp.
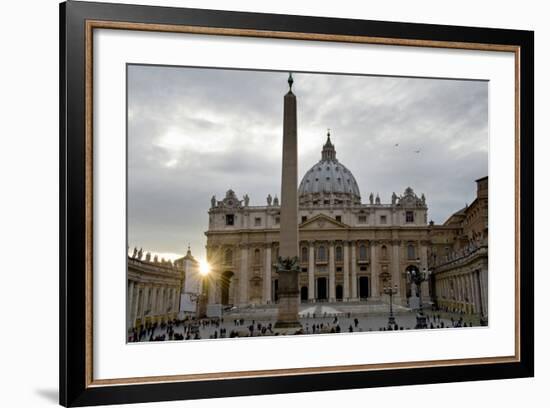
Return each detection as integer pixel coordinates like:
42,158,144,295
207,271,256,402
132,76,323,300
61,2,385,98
59,0,534,406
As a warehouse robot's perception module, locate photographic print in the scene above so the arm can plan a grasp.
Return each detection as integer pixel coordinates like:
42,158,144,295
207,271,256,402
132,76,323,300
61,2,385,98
126,65,489,343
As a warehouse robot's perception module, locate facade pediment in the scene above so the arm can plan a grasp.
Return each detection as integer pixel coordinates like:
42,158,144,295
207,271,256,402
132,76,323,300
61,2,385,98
299,214,349,230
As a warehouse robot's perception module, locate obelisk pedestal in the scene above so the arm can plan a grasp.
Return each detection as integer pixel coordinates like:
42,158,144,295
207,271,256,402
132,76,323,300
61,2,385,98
274,73,302,332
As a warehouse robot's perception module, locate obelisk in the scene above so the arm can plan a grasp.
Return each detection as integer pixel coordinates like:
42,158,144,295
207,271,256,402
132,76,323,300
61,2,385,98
274,73,301,330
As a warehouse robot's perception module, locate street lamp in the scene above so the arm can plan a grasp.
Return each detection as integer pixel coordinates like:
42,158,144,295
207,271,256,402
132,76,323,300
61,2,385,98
407,262,430,329
383,283,398,329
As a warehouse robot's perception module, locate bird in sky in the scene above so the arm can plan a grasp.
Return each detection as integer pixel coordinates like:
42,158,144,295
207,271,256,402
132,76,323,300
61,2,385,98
414,149,421,154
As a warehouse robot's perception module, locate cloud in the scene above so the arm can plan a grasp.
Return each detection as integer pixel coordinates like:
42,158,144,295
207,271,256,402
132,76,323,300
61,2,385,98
127,66,488,260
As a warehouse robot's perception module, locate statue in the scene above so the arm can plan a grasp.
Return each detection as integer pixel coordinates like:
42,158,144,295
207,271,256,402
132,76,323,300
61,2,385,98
369,192,374,204
132,247,138,258
211,195,216,208
267,194,272,206
273,195,279,206
153,254,158,263
375,193,381,205
421,193,426,205
145,251,151,262
137,247,143,260
276,256,300,272
391,192,397,205
243,194,250,207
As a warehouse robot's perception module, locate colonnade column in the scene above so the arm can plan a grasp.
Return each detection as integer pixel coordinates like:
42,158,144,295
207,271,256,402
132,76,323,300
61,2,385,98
263,244,272,304
239,244,249,305
370,241,378,299
127,281,135,329
329,242,336,301
308,242,315,301
343,241,350,301
350,242,357,300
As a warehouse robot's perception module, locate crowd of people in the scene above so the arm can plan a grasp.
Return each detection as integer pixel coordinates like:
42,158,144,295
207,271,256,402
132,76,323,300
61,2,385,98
128,311,475,343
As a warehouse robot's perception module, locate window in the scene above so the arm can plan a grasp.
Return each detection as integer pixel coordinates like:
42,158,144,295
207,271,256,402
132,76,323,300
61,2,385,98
381,245,388,259
301,216,308,223
335,246,343,262
301,246,308,262
335,215,342,223
317,246,327,262
406,211,414,223
254,217,261,226
358,215,367,224
407,244,416,260
224,249,233,265
359,244,368,261
360,266,367,271
324,200,330,205
254,248,261,264
336,267,342,272
380,215,387,224
225,214,234,226
274,216,280,224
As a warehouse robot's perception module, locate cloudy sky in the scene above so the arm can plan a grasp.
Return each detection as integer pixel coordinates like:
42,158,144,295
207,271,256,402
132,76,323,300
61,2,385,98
127,65,488,262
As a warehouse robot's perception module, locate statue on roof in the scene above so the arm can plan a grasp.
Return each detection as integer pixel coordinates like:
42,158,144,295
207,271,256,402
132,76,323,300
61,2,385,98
273,195,279,206
375,193,381,205
392,192,397,205
267,194,272,206
211,195,216,208
243,194,250,207
369,192,374,204
137,247,143,260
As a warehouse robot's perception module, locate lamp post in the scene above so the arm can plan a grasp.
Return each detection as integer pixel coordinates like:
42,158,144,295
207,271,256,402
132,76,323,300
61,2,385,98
383,283,398,329
407,262,430,329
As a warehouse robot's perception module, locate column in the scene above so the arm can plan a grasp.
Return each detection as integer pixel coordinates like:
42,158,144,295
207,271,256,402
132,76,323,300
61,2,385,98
472,271,480,314
391,241,400,303
127,281,135,328
370,242,378,299
480,266,488,319
239,245,249,305
343,241,350,300
150,287,157,316
263,244,272,304
308,242,315,301
329,243,336,301
350,242,357,300
142,286,150,317
420,243,429,302
131,286,139,326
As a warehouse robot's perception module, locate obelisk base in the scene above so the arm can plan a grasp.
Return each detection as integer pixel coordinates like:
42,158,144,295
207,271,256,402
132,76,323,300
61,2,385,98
274,260,302,331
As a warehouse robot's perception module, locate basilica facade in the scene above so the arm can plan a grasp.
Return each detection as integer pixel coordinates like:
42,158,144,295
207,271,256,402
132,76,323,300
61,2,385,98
205,133,433,308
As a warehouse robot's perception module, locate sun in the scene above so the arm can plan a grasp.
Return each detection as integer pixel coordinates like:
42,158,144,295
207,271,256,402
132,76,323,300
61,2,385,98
199,260,211,276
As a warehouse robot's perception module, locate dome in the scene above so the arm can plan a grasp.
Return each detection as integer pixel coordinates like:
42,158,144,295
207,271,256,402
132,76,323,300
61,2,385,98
298,132,361,206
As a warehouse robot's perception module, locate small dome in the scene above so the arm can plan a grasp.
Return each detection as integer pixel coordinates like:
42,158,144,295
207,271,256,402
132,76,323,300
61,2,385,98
298,131,361,205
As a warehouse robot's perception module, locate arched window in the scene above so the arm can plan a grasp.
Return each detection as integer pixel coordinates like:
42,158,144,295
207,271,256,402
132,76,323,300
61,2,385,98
224,249,233,265
381,245,388,259
335,246,343,262
254,248,261,265
407,244,415,260
301,246,308,262
359,244,368,261
318,246,327,262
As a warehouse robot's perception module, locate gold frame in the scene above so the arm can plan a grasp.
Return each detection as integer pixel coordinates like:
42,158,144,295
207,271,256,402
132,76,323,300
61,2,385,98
84,20,521,388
